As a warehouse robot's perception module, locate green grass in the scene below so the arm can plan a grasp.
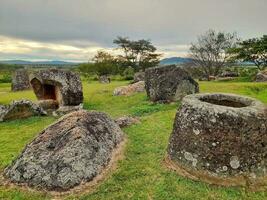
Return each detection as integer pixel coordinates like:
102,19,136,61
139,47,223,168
0,80,267,199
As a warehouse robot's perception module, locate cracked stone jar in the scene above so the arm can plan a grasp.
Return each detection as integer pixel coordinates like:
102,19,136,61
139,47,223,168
167,93,267,188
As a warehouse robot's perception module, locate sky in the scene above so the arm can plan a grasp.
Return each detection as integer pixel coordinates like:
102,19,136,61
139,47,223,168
0,0,266,62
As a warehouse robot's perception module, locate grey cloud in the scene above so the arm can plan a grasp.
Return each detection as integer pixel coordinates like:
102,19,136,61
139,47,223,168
0,0,266,60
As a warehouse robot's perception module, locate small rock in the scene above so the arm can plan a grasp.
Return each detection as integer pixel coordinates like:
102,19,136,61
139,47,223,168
113,81,145,96
115,116,140,128
99,75,111,84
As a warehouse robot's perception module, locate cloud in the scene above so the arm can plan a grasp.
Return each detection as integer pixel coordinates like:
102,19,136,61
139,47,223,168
0,36,190,61
0,0,266,61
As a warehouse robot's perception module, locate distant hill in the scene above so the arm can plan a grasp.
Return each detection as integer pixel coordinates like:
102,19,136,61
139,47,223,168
0,60,80,65
160,57,192,65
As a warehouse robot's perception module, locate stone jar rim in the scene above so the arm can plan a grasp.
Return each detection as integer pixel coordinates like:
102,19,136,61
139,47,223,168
182,93,266,116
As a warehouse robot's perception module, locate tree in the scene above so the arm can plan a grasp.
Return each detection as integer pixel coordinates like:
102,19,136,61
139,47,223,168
188,30,238,79
228,35,267,70
77,50,118,78
113,36,161,71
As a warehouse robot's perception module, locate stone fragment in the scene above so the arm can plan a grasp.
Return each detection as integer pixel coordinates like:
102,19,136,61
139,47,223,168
115,116,140,128
0,99,46,122
113,81,145,96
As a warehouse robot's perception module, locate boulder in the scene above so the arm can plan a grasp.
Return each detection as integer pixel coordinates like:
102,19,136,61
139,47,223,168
4,110,124,191
255,71,267,82
113,81,145,96
133,72,145,83
29,69,83,110
115,116,140,128
99,75,110,84
0,100,46,122
167,93,267,188
145,65,199,102
11,69,31,91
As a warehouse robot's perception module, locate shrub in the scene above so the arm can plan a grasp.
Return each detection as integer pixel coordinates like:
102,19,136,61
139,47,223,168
123,67,135,80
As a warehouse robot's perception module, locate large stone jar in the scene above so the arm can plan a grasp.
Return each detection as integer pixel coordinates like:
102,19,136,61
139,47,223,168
167,93,267,188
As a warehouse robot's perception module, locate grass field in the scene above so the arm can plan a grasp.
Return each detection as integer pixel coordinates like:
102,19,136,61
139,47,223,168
0,80,267,200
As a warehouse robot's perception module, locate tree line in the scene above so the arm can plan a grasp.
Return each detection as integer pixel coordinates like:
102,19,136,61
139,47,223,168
77,31,267,80
77,37,161,79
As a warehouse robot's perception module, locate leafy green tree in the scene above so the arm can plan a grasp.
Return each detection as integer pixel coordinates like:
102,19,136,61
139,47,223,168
228,35,267,70
188,29,238,79
123,66,135,80
77,51,118,78
113,36,161,71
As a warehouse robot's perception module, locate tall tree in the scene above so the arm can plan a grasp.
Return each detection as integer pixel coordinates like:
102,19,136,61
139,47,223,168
228,35,267,70
113,36,161,71
188,30,238,79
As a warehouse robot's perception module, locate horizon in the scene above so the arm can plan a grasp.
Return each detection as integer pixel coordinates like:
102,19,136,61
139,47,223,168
0,0,266,62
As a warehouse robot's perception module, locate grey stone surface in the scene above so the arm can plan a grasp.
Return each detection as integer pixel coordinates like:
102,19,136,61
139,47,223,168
11,69,31,91
0,99,46,122
133,72,145,83
113,81,145,96
145,65,199,102
29,69,83,107
5,110,124,191
99,75,110,84
168,93,267,179
219,71,239,77
255,71,267,82
115,116,140,128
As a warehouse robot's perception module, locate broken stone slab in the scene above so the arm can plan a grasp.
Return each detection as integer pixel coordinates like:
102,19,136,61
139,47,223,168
115,116,140,128
113,81,145,96
145,65,199,103
167,93,267,188
11,69,31,91
4,110,124,191
0,99,47,122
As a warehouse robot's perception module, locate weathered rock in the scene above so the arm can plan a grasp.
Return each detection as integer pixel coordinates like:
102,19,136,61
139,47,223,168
4,110,124,191
0,99,46,122
133,72,145,83
219,71,239,77
29,69,83,109
145,65,199,103
255,71,267,82
99,75,110,84
115,116,140,128
113,81,145,96
167,93,267,187
11,69,31,91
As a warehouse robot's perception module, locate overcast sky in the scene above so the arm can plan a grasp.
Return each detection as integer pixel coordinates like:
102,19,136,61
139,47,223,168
0,0,266,62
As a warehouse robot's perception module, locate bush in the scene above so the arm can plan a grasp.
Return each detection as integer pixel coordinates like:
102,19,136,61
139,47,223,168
123,67,134,80
0,73,12,83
